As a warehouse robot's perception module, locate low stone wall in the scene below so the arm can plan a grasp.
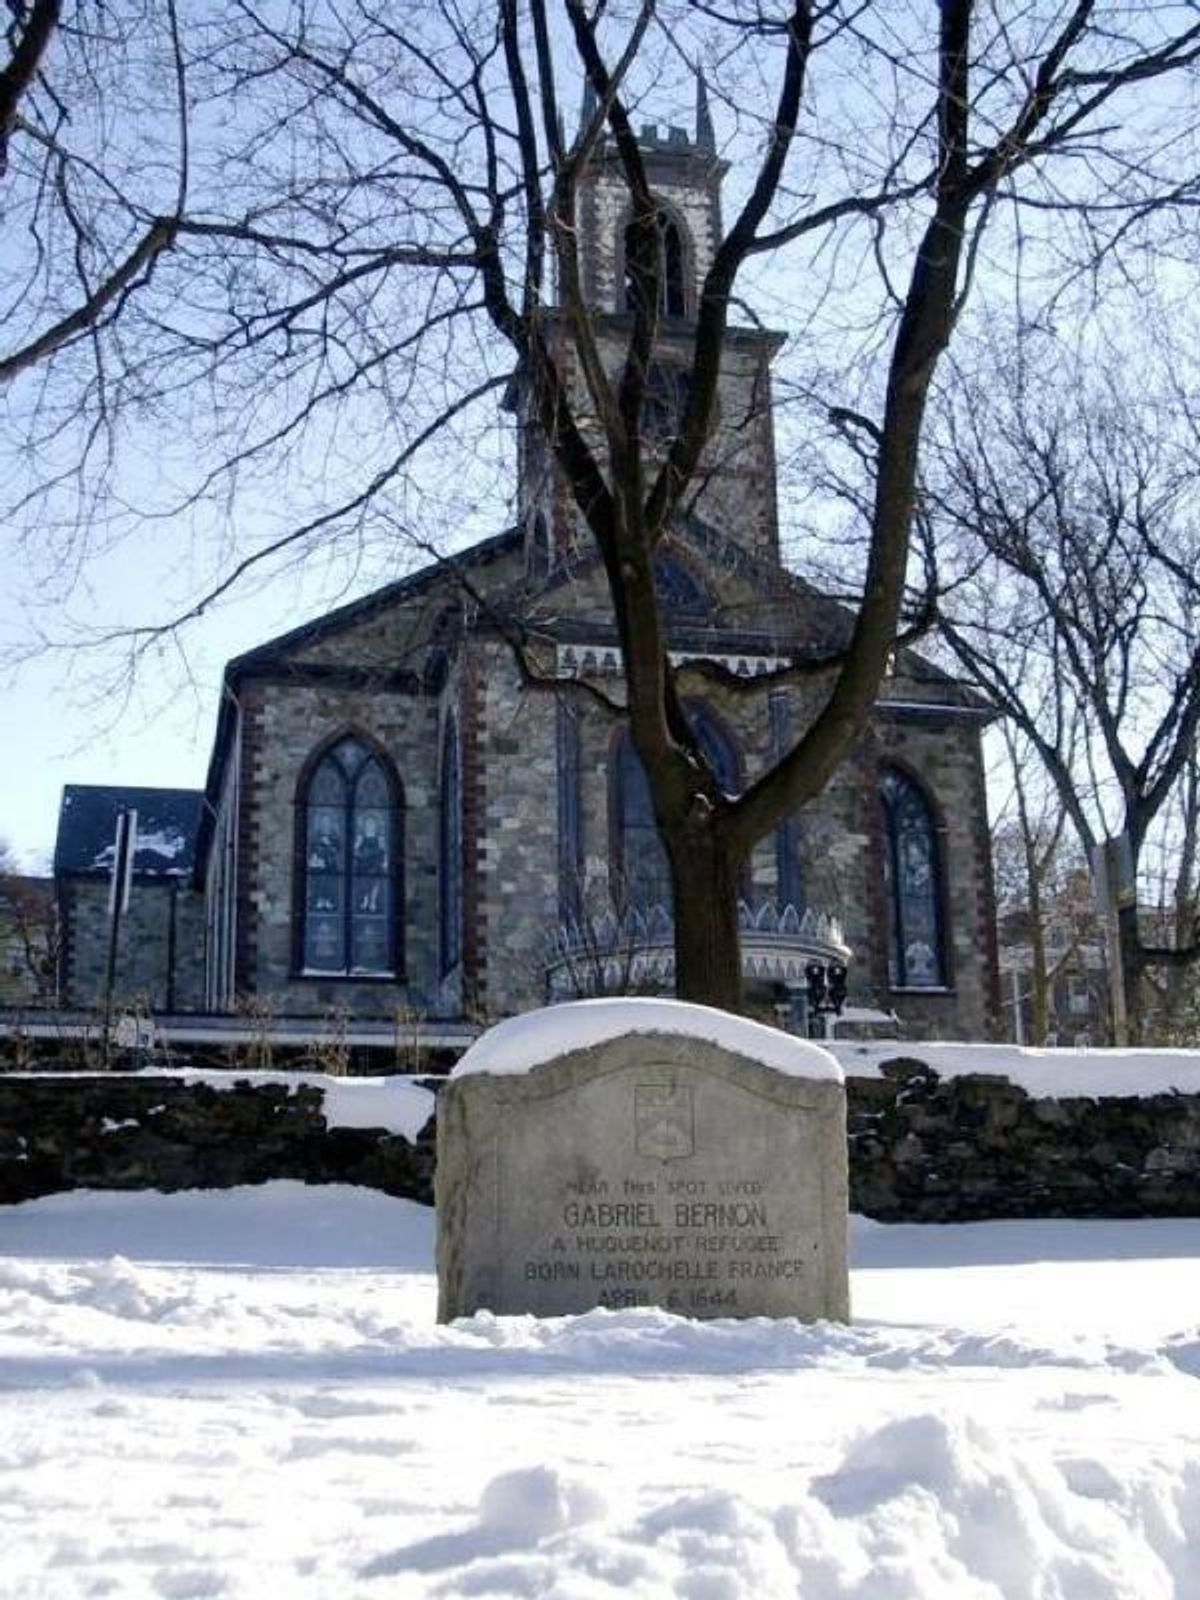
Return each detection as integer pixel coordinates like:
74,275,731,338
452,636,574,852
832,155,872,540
849,1058,1200,1222
3,1062,1199,1222
0,1075,436,1208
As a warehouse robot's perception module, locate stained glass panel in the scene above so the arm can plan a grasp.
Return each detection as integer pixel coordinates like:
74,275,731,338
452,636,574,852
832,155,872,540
617,736,668,912
352,807,389,874
616,708,739,913
440,717,462,973
305,914,344,973
357,763,388,811
301,738,398,975
881,768,945,988
334,738,369,779
306,806,343,873
309,766,343,807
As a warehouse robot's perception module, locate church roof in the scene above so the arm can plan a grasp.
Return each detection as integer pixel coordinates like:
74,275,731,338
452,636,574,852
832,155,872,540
55,785,205,880
223,526,521,681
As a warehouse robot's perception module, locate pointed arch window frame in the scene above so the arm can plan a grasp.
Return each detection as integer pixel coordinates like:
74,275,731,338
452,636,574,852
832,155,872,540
292,732,405,980
619,198,693,321
439,711,463,977
880,764,949,991
609,703,742,916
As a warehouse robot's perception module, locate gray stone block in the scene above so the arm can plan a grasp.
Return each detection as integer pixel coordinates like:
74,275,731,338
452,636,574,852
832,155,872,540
436,1027,850,1323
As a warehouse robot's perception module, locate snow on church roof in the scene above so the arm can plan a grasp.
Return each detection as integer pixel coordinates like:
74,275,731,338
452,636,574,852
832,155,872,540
452,998,843,1082
54,786,205,880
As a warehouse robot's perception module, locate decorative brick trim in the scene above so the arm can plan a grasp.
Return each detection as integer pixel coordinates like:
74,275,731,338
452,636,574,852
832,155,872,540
556,699,582,924
56,879,75,1006
861,732,892,997
459,647,488,1013
971,735,1003,1028
757,356,781,563
233,687,267,995
580,173,602,307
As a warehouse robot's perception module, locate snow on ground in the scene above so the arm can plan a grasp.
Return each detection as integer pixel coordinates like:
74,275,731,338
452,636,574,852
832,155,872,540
2,1186,1199,1598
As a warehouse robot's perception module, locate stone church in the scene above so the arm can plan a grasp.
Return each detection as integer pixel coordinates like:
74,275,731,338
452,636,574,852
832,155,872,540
54,100,1000,1044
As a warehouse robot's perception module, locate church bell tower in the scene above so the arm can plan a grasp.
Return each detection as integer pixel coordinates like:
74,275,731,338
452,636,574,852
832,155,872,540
519,72,786,578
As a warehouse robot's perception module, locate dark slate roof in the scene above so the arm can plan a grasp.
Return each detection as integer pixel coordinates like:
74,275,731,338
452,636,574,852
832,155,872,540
54,786,205,880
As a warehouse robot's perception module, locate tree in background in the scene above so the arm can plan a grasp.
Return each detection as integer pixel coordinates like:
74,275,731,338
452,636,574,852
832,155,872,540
5,4,1200,1008
1137,745,1200,1041
1,2,188,384
926,334,1200,1040
991,726,1108,1045
0,843,57,1004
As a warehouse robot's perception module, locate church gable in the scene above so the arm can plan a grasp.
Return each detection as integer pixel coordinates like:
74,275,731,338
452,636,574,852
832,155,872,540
224,528,524,683
524,517,847,647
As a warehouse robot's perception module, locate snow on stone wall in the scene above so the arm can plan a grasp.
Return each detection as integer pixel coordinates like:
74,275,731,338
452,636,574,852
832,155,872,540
3,1054,1200,1220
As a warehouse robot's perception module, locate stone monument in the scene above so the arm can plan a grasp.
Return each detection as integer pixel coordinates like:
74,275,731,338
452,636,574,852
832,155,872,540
436,998,850,1322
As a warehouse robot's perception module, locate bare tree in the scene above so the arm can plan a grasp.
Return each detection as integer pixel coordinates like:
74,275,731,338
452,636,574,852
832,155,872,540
1138,744,1200,1039
992,726,1078,1045
1,2,189,385
926,336,1200,1038
0,842,57,1003
5,4,1200,1008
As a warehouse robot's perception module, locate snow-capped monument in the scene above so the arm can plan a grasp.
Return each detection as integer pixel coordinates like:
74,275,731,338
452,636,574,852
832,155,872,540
436,999,850,1322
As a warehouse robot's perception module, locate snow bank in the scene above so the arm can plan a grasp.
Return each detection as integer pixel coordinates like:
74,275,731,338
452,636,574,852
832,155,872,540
453,997,843,1081
830,1039,1200,1099
1,1181,434,1270
3,1184,1200,1599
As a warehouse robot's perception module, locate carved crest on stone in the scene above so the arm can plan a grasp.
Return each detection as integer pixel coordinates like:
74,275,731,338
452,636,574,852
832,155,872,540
635,1082,694,1161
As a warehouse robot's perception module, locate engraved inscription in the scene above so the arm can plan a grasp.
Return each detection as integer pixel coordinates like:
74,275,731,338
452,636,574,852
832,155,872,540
518,1166,810,1313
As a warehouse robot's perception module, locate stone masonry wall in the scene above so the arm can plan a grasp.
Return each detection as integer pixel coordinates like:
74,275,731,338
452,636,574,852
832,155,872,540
863,713,998,1040
473,640,561,1017
0,1075,436,1207
848,1057,1200,1221
236,679,441,1018
59,879,207,1013
5,1062,1198,1223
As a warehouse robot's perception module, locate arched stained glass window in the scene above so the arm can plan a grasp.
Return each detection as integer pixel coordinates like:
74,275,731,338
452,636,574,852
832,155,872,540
439,714,462,974
300,736,400,975
529,511,551,577
643,362,692,447
653,551,711,619
614,707,739,912
881,767,945,988
615,733,670,913
624,207,687,318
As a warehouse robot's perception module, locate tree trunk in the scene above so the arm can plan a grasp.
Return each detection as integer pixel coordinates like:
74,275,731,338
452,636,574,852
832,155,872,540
1117,902,1142,1045
1029,908,1051,1046
667,822,745,1012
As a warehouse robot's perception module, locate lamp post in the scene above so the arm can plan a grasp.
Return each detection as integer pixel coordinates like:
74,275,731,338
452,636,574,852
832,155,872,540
804,959,848,1039
101,808,136,1070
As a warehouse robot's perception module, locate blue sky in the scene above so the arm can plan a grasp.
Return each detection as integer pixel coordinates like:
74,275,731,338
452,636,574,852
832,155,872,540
0,539,434,869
